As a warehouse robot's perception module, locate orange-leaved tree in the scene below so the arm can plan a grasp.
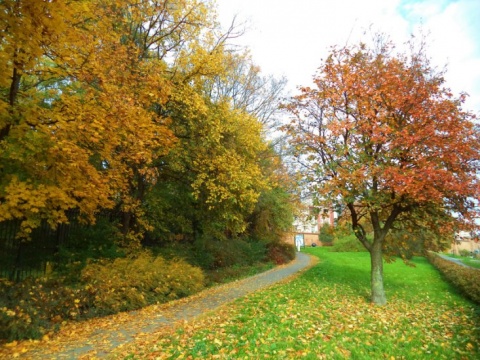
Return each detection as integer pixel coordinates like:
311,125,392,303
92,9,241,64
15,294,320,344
284,38,480,305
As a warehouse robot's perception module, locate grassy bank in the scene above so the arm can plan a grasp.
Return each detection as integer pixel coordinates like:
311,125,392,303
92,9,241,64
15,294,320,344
115,247,479,359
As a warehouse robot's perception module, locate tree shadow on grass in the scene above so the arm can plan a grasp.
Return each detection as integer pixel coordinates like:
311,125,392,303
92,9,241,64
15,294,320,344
301,257,372,302
300,252,466,304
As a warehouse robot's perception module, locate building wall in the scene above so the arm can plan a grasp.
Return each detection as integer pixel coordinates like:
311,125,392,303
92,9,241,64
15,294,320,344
303,233,319,246
286,204,338,249
318,207,335,229
291,206,337,240
448,231,480,255
449,239,480,255
282,232,324,247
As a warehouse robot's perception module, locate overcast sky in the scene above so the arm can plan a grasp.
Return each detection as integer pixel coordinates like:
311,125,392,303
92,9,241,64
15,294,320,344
216,0,480,114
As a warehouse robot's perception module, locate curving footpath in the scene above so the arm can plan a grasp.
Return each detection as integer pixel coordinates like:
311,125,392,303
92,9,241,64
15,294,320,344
437,253,470,267
27,252,313,359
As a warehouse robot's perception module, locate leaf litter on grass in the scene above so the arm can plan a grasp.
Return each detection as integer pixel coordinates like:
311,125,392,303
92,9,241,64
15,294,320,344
111,249,479,360
0,254,314,359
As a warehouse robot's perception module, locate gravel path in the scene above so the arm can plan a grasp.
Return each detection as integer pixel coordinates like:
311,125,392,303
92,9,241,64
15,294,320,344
30,252,313,359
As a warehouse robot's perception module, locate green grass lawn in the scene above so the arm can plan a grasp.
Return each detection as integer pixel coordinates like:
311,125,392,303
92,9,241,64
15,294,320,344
116,248,479,359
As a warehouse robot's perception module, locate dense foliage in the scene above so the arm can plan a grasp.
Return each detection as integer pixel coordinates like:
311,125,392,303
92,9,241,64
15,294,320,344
0,0,296,244
0,1,296,263
319,223,334,244
329,233,367,252
0,253,205,341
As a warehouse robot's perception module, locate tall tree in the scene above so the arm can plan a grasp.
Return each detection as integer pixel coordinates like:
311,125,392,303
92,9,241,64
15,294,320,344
145,38,293,246
284,38,480,305
0,0,296,257
0,0,218,242
154,84,268,242
0,0,118,236
203,51,287,135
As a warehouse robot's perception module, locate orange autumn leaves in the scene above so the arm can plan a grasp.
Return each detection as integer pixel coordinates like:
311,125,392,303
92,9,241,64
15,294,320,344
284,40,479,235
284,39,479,304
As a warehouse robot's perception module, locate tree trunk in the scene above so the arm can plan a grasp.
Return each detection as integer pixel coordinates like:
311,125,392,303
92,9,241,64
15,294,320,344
0,65,21,142
121,211,132,236
370,239,387,305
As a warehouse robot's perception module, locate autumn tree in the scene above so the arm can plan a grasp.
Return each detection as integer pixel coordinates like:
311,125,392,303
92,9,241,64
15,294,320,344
203,51,288,135
134,21,293,243
0,0,223,243
195,51,294,242
0,0,296,271
150,84,269,243
284,38,480,305
0,0,118,236
204,52,297,245
246,146,298,244
94,0,220,244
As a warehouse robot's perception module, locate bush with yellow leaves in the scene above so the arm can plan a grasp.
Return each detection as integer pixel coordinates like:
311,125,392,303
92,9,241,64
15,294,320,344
0,277,90,341
0,252,205,341
80,251,205,315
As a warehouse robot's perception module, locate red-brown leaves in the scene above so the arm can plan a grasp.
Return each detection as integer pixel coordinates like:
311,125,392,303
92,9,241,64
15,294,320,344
284,38,479,304
285,38,479,229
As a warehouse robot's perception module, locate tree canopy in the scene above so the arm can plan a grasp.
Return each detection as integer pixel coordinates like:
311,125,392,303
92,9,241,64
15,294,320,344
284,37,480,305
0,0,296,252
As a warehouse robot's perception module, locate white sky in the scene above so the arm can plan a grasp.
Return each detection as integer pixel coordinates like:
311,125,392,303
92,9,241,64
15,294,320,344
216,0,480,114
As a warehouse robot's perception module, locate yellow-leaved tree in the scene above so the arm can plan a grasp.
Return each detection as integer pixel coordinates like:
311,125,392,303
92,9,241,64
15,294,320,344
0,0,217,244
1,0,297,261
0,0,116,236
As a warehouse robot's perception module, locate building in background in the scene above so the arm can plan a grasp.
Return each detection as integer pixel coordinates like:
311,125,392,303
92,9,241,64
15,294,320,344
289,201,337,247
449,231,480,256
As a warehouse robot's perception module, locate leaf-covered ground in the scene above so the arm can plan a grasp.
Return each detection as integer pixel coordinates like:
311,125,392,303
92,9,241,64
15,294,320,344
113,248,479,359
1,249,478,359
0,254,313,359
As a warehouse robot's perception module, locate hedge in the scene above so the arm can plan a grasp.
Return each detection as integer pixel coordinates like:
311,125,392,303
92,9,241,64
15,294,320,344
426,252,480,304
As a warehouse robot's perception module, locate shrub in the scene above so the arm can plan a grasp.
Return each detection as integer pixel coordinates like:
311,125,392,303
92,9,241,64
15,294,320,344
0,252,206,341
80,251,205,315
204,238,250,269
319,223,334,244
459,249,471,257
426,252,480,304
151,237,273,286
205,262,274,285
208,238,267,268
0,277,91,341
186,237,268,270
54,216,123,281
266,241,296,265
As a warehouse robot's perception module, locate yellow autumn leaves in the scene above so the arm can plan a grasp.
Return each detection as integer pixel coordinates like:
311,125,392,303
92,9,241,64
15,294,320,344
0,0,283,242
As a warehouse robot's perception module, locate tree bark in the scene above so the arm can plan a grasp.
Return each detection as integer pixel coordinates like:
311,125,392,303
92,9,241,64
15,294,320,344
121,211,132,236
0,65,21,142
370,238,387,305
